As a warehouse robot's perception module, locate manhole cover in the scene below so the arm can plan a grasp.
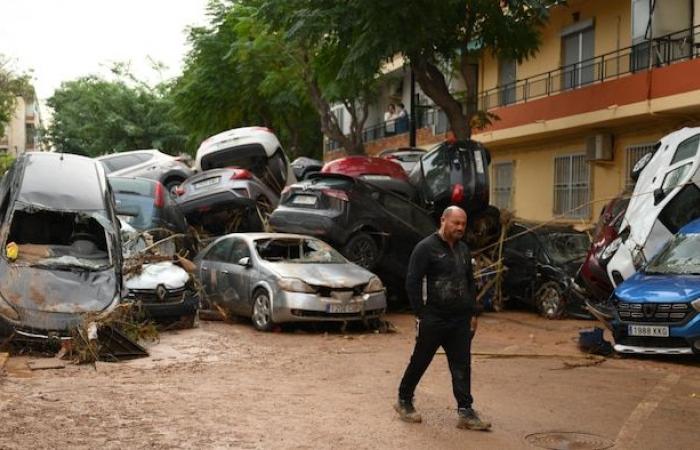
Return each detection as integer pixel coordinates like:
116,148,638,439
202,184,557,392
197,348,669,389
525,432,615,450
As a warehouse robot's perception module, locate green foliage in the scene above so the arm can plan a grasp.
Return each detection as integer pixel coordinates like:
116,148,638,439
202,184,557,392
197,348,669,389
171,1,322,158
46,75,186,157
0,55,33,137
0,154,15,175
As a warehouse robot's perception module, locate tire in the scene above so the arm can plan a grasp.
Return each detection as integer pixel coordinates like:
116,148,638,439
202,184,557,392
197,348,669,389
251,289,275,332
343,232,380,270
630,152,653,182
535,281,566,319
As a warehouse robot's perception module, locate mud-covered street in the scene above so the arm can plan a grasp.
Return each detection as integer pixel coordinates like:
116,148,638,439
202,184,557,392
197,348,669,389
1,312,698,449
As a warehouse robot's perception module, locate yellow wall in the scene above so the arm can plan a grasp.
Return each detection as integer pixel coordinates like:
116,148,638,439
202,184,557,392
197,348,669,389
480,0,631,92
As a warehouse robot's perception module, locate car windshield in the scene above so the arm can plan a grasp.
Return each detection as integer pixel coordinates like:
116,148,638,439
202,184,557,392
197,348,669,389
646,232,700,274
110,178,157,230
255,238,346,264
541,232,589,264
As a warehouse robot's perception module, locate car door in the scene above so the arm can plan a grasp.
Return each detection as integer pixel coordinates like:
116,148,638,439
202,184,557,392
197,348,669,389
502,226,540,302
223,237,253,315
199,238,234,308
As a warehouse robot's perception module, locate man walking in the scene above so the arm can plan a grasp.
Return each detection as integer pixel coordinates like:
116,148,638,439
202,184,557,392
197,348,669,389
394,206,491,430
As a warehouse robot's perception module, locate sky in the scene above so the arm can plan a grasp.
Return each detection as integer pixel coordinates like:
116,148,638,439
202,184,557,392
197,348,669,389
0,0,211,105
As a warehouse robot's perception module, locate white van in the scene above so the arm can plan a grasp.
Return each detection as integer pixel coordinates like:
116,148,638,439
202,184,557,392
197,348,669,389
194,127,296,194
607,127,700,286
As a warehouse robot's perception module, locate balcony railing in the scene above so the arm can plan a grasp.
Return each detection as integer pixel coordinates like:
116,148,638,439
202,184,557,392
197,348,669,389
479,24,700,110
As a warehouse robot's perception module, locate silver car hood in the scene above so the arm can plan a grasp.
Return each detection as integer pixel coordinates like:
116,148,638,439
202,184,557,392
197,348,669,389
267,262,373,288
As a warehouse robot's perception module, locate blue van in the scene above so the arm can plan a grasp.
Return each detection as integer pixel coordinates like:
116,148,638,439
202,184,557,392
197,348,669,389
611,218,700,355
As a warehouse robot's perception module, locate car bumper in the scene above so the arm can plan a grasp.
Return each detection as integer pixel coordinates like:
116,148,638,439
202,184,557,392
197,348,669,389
612,312,700,355
128,290,200,322
271,290,386,323
177,191,256,216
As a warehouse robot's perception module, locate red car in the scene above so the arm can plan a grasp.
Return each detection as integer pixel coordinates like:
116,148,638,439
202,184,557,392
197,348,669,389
578,195,630,301
321,156,415,198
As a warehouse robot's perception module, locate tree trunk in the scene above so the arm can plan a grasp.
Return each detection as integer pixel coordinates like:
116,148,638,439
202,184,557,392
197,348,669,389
411,57,472,140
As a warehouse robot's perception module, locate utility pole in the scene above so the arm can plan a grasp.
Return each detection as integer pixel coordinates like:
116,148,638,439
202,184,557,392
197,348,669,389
409,69,416,147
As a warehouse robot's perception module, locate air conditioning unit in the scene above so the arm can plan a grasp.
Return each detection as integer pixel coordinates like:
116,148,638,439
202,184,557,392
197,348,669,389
586,133,613,161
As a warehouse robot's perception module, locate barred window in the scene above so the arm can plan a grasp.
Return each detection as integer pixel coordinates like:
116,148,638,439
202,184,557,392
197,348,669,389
493,162,514,210
554,154,590,218
626,143,656,189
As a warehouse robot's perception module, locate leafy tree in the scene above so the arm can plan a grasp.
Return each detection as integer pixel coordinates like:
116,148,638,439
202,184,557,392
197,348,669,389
0,55,33,137
171,1,322,158
46,74,186,157
261,0,560,140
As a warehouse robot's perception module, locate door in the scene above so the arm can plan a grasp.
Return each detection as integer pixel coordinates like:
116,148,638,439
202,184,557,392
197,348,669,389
499,59,517,106
199,238,234,308
221,237,253,315
502,226,540,302
563,25,595,89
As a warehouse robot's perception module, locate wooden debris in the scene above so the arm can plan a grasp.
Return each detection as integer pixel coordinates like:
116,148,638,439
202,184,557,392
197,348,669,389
27,359,66,371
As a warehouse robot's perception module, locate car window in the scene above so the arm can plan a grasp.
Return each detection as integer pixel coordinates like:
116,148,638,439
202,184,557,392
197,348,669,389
671,134,699,165
134,153,154,163
229,238,251,264
541,233,589,264
102,154,142,173
658,184,700,235
255,238,345,263
268,149,288,190
206,238,234,262
661,162,692,195
506,226,540,259
421,144,450,198
646,232,700,274
380,191,435,235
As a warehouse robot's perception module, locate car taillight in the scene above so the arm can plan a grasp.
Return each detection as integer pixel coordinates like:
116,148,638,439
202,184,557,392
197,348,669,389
451,183,464,205
322,188,349,202
230,169,252,180
154,182,166,208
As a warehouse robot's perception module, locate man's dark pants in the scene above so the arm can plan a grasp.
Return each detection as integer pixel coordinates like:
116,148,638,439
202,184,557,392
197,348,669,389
398,315,473,409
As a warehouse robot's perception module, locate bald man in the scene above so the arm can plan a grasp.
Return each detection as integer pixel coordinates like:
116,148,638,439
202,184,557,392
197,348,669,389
394,206,491,431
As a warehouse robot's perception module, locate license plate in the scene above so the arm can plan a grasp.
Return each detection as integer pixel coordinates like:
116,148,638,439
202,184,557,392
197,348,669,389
629,325,669,337
194,177,220,189
327,303,362,314
292,195,317,206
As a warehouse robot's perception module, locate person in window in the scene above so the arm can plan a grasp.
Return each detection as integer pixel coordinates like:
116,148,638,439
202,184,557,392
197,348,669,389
394,206,491,431
384,103,397,136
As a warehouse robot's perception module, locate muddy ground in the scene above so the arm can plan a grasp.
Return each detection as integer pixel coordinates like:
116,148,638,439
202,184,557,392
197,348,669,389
1,312,698,449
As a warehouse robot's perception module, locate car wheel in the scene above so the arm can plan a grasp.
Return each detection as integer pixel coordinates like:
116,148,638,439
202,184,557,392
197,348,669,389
343,232,380,270
252,289,274,332
164,178,184,198
535,281,566,319
631,152,653,182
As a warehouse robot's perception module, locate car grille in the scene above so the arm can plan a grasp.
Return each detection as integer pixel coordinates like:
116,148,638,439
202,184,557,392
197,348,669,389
617,302,692,323
617,336,690,348
126,287,187,304
314,285,367,298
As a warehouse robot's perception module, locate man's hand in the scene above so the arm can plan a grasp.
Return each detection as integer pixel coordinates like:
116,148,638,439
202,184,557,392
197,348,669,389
470,316,478,334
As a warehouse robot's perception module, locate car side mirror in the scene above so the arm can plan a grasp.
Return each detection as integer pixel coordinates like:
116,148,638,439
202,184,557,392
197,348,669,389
237,256,251,267
653,187,665,205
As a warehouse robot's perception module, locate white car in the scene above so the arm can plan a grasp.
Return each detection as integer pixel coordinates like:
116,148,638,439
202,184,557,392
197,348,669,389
607,127,700,286
194,127,296,195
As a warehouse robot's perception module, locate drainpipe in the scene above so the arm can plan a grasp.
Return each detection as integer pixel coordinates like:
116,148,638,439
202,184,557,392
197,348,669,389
409,68,416,147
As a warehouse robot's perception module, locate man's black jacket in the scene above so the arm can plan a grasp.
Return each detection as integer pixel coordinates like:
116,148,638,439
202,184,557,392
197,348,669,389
405,232,477,318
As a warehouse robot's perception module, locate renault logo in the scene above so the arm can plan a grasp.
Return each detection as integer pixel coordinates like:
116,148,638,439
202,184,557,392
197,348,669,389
156,285,168,302
643,304,656,318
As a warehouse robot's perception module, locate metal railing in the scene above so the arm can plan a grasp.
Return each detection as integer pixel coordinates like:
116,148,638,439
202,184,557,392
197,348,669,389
479,24,700,110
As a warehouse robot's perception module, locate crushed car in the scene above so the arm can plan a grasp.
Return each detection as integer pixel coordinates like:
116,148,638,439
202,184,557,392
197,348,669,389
607,127,700,286
291,156,324,180
269,173,436,292
194,233,386,331
322,155,416,199
0,153,122,339
96,149,194,197
501,221,591,319
608,218,700,355
377,147,426,174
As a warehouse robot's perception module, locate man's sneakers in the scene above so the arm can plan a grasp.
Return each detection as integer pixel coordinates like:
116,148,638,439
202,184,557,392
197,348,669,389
457,408,492,431
393,399,422,423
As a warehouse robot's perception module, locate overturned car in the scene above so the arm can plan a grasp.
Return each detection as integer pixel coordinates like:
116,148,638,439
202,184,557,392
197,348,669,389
0,153,122,338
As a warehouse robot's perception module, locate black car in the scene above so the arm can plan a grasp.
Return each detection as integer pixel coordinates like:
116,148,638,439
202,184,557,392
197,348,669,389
500,222,591,319
110,176,192,255
291,156,324,180
269,173,436,290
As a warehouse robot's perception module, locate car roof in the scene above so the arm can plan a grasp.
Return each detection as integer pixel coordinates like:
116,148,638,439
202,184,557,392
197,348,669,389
215,232,320,243
96,149,162,160
17,152,107,211
679,218,700,234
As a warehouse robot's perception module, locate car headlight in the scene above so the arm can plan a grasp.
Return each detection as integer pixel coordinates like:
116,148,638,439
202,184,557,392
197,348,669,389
364,277,384,293
692,298,700,312
0,291,20,321
600,237,622,261
278,278,315,293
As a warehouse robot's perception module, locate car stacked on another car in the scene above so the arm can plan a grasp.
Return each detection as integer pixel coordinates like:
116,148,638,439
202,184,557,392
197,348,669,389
377,147,426,174
96,149,194,197
322,155,416,199
610,218,700,355
194,233,386,331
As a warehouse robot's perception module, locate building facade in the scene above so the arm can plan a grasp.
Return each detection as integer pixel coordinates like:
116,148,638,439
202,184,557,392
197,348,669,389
1,94,43,156
325,0,700,225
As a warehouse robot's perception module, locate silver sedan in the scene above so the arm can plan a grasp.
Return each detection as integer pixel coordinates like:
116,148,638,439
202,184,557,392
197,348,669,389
194,233,387,331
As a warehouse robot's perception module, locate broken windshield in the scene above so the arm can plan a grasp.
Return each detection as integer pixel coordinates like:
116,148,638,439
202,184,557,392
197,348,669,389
255,238,345,263
5,208,112,271
645,233,700,275
541,233,590,265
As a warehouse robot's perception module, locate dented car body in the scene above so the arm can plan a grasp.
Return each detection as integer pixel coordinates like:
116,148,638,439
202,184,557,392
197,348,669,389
0,153,122,338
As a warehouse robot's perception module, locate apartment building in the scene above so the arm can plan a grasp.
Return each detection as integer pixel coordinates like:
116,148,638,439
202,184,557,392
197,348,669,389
1,94,43,155
325,0,700,225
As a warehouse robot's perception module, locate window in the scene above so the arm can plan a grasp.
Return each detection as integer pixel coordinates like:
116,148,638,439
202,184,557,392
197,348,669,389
331,105,345,134
671,134,700,165
658,184,700,235
553,154,590,218
492,162,514,210
229,239,250,264
102,154,142,173
498,59,517,106
421,144,450,198
206,239,233,262
626,143,656,188
562,22,595,89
